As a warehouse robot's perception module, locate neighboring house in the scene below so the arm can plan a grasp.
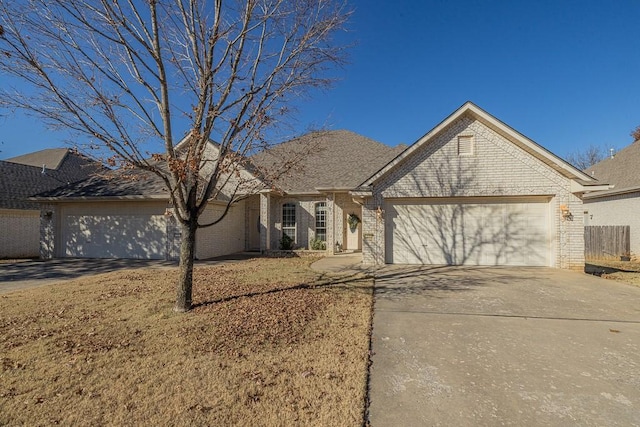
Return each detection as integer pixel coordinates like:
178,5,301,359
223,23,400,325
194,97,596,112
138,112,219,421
583,140,640,258
36,102,608,269
0,148,101,258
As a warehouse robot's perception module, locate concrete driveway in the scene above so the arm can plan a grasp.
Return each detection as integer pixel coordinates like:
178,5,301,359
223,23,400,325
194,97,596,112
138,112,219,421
0,258,176,294
368,266,640,427
0,253,258,294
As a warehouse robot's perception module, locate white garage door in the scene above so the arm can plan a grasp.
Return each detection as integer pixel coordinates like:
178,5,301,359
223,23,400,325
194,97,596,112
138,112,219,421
61,204,166,259
385,198,550,266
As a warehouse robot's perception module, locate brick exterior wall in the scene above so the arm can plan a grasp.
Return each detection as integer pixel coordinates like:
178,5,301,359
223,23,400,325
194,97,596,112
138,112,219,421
584,191,640,258
260,193,272,250
0,209,40,258
196,200,246,259
260,192,358,254
363,114,585,269
40,203,58,259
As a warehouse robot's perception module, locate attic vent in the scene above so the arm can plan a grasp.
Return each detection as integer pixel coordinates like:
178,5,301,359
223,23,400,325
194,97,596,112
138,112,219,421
457,135,474,156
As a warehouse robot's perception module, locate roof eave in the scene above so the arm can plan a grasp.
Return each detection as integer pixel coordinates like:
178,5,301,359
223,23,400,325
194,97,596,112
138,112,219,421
583,185,640,199
315,187,355,193
349,188,373,198
570,180,614,196
30,195,169,202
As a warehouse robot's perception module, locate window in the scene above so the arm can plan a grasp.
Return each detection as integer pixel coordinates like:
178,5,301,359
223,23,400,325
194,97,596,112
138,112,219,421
315,202,327,242
458,135,474,156
282,203,296,242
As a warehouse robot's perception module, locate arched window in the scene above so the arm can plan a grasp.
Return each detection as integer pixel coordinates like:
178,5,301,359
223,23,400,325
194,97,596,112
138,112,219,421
315,202,327,242
282,203,296,242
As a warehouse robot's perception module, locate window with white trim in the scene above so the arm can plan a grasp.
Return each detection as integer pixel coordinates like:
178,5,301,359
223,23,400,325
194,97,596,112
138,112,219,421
282,203,296,242
315,202,327,242
458,135,474,156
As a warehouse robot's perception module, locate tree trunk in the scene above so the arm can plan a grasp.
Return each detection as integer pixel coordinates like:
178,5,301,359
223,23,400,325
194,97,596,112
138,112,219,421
174,219,198,312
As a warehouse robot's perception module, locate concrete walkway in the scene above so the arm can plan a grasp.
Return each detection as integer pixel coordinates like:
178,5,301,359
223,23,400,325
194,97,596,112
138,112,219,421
310,252,368,275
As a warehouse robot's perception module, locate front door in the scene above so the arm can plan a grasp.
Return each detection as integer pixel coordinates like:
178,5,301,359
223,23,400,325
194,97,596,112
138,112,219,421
344,209,362,251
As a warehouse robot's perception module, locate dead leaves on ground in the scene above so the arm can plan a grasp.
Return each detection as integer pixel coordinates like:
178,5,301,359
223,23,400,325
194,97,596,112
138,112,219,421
0,258,332,358
0,258,372,426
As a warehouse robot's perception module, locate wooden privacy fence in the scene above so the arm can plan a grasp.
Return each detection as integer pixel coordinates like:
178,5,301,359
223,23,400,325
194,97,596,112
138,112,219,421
584,226,630,260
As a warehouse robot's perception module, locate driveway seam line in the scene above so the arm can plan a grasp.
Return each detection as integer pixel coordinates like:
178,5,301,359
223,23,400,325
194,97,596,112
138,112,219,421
376,309,640,323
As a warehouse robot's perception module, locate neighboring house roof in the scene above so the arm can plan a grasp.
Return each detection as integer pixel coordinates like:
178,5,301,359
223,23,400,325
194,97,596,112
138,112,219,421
0,149,102,210
251,130,406,194
584,141,640,198
6,148,71,170
359,102,598,192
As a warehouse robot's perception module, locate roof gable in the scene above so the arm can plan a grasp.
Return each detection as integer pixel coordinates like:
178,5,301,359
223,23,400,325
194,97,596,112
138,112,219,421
362,102,595,187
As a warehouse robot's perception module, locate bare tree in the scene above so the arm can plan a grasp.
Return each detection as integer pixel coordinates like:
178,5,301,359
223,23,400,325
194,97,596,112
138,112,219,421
631,125,640,143
565,144,608,170
0,0,349,312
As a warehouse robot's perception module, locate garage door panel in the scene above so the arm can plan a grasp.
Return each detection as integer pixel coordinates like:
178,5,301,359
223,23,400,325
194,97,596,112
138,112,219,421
386,199,549,266
63,214,166,259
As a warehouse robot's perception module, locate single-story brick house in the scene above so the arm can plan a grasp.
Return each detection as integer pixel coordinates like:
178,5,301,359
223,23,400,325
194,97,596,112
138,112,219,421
583,140,640,258
0,148,101,258
37,102,608,268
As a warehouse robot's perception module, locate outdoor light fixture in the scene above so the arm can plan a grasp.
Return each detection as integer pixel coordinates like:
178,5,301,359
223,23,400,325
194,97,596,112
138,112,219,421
560,204,573,221
376,206,384,221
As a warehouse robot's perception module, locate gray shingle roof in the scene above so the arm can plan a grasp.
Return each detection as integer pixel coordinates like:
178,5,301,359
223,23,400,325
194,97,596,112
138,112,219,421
584,142,640,190
251,130,405,193
0,149,102,209
37,168,168,199
35,131,404,200
6,148,70,170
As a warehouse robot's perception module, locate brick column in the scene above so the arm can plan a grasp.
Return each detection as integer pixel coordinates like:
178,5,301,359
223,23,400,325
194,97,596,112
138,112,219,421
39,203,57,259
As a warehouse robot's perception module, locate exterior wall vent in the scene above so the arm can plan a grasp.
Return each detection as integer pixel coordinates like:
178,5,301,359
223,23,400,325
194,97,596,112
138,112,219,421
458,135,474,156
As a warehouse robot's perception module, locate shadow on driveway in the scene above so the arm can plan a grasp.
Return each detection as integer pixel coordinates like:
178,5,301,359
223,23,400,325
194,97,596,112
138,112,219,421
0,258,177,293
373,265,543,301
0,253,268,294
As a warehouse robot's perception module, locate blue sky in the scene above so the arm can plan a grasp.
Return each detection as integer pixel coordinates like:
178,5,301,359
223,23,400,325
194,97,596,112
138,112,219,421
2,0,639,160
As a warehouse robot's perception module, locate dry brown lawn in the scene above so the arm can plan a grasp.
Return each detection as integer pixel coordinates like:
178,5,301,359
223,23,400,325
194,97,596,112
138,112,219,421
0,257,373,426
586,259,640,287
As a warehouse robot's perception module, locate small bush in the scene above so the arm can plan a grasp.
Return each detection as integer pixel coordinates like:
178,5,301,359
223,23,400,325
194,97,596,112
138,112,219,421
280,233,294,250
310,237,326,251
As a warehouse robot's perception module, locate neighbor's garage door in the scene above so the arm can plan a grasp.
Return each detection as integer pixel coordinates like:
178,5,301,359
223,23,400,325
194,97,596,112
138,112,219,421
385,198,550,266
61,203,166,259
